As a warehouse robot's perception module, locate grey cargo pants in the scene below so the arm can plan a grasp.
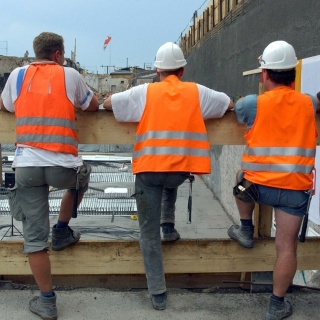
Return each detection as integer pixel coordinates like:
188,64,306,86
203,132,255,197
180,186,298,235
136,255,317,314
134,172,190,295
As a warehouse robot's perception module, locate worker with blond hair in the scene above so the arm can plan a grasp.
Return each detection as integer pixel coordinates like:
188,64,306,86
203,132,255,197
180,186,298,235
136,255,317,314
228,40,318,320
104,41,233,311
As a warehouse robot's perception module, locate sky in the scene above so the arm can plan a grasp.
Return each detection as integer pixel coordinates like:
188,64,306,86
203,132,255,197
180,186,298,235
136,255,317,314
1,0,209,74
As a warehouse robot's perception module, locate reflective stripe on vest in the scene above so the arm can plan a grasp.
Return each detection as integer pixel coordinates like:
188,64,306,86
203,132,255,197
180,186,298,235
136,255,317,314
242,162,314,174
14,64,78,155
241,87,317,190
132,76,211,174
16,116,76,129
244,146,316,158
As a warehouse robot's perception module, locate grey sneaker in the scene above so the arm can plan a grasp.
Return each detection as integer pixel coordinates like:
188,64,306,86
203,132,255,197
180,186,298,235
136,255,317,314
150,292,167,310
29,293,57,320
265,298,293,320
161,223,180,241
227,224,254,248
51,224,80,251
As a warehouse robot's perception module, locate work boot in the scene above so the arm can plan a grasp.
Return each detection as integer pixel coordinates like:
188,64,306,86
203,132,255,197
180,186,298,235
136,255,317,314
265,297,293,320
29,292,57,320
161,223,180,242
227,224,254,248
150,292,167,310
51,224,80,251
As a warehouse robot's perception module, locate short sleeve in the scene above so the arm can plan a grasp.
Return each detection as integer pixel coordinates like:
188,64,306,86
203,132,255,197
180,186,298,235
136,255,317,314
235,94,258,129
197,84,231,120
111,84,148,122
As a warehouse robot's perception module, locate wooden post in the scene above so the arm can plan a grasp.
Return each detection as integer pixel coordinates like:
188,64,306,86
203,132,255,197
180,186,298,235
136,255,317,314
253,203,260,238
230,0,237,9
0,144,2,185
218,0,222,23
211,3,215,28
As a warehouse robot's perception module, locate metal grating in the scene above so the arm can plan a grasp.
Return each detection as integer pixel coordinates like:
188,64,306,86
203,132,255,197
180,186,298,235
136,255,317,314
0,159,137,217
48,185,137,216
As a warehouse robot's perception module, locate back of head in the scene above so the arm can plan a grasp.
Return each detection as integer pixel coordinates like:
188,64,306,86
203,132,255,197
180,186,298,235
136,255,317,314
33,32,64,60
154,42,187,72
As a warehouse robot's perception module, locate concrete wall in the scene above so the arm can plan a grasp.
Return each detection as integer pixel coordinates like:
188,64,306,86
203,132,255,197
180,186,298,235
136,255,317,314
184,0,320,97
182,0,320,222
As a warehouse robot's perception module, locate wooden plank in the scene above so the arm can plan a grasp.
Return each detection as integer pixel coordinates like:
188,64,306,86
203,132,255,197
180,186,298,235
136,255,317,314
243,68,261,76
253,203,260,238
1,238,320,275
1,110,320,145
0,110,247,145
258,205,273,237
0,145,2,185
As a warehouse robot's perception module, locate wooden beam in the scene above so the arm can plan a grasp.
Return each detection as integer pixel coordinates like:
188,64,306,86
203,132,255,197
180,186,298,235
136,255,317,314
1,238,320,275
243,68,261,76
0,110,247,145
258,205,273,237
0,145,2,185
1,110,320,145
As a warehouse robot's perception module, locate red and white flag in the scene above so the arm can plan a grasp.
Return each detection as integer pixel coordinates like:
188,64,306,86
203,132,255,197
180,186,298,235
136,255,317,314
103,36,111,50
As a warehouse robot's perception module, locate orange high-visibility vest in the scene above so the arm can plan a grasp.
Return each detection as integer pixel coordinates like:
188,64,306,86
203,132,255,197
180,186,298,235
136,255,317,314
242,86,317,190
14,64,78,155
132,75,211,174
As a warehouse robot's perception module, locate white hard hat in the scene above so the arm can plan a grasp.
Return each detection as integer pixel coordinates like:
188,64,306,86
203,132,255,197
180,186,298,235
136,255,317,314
258,40,298,70
154,42,187,71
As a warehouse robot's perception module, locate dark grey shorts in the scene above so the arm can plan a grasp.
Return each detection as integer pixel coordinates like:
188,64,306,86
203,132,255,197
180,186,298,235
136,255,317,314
13,163,91,253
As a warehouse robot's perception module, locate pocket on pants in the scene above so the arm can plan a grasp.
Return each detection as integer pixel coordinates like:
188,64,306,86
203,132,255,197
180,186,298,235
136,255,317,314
78,163,92,187
7,186,26,221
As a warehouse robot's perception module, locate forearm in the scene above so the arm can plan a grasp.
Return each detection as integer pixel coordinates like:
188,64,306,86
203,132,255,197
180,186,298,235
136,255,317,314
0,97,10,112
227,98,234,110
103,96,113,111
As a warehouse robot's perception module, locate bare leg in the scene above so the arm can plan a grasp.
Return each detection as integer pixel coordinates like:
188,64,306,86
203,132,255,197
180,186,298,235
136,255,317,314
273,208,302,297
235,197,255,219
28,251,52,292
58,191,84,222
234,171,255,219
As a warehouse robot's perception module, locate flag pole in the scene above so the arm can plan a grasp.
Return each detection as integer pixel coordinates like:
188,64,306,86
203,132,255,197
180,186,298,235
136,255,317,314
109,39,111,66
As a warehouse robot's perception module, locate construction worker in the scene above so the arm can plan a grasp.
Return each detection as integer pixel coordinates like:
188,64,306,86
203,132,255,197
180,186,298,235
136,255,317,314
227,40,318,320
0,32,99,319
103,41,234,311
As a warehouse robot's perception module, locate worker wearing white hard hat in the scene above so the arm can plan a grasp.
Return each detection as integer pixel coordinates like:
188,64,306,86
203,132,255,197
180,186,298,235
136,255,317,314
258,40,298,70
104,41,234,311
153,41,187,72
228,40,318,320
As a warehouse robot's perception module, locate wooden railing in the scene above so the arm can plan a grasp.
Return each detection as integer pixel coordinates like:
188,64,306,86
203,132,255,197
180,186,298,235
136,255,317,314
0,110,320,277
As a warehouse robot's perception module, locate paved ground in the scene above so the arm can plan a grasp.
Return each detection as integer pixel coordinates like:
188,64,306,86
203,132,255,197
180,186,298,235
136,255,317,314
0,288,320,320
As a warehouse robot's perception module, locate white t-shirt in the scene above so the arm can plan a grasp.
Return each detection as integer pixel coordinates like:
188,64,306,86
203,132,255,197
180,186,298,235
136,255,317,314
111,82,230,122
1,62,94,168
